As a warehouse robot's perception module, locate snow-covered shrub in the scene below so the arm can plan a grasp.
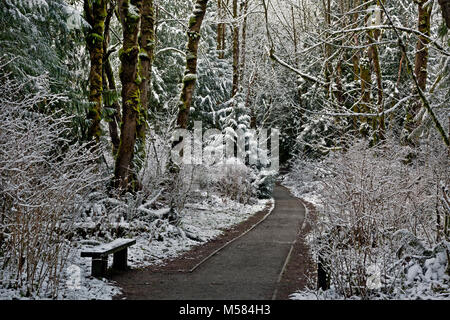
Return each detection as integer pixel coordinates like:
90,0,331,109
253,169,277,199
137,126,174,195
0,71,105,298
191,157,256,204
210,158,255,204
295,137,449,299
297,113,347,159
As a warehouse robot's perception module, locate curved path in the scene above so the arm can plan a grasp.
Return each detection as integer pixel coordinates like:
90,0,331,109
113,184,306,300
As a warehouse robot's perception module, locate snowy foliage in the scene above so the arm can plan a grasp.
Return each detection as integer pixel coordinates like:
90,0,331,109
286,137,450,299
1,0,449,301
0,67,106,298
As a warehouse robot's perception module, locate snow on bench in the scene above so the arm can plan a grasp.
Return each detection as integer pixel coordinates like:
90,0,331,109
81,238,136,277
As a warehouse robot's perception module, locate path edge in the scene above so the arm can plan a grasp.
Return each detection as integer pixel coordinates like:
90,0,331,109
188,198,276,273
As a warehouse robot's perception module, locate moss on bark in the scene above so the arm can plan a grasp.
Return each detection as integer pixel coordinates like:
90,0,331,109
85,0,107,142
114,0,143,191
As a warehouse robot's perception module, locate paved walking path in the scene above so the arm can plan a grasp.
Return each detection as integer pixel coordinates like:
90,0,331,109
113,184,305,300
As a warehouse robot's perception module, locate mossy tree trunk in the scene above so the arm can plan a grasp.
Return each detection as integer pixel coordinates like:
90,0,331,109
84,0,107,142
114,0,143,190
414,0,432,94
168,0,209,210
137,0,155,142
176,0,209,129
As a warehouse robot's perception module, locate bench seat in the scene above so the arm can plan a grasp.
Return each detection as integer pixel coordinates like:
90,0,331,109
81,238,136,277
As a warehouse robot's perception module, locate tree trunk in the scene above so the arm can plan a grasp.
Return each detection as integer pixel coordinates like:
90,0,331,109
359,2,377,136
351,0,361,131
368,2,385,141
84,0,107,142
104,58,121,155
217,0,225,59
114,0,142,190
232,0,240,97
137,0,155,142
322,0,332,98
102,3,121,155
239,0,248,84
414,1,432,93
176,0,209,129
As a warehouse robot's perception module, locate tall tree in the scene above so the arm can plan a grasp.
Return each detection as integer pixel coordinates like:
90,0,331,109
84,0,108,142
114,0,143,190
322,0,332,98
137,0,156,141
239,0,249,84
231,0,240,97
176,0,209,129
102,2,121,155
367,2,385,142
414,0,432,93
351,0,362,131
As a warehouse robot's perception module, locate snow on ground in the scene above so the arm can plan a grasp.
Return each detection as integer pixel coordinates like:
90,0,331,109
280,162,325,208
0,196,272,300
125,196,271,268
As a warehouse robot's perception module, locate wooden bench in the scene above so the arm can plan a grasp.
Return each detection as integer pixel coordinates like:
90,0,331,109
81,238,136,277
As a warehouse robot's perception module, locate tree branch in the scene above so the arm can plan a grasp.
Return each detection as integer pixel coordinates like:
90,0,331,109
379,1,449,146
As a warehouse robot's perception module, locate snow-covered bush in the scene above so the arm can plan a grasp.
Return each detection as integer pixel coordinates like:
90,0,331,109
137,125,175,195
213,158,254,204
0,70,105,298
290,137,449,299
252,169,277,199
192,158,256,204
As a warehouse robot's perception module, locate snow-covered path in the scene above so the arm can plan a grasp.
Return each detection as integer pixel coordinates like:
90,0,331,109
112,184,306,300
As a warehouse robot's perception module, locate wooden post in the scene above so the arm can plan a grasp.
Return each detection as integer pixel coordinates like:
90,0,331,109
317,255,330,290
317,237,330,290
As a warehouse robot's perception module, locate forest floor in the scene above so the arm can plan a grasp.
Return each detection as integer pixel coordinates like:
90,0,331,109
111,184,314,300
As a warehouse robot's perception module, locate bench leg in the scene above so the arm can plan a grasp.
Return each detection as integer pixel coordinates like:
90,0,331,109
113,248,128,270
92,257,108,277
